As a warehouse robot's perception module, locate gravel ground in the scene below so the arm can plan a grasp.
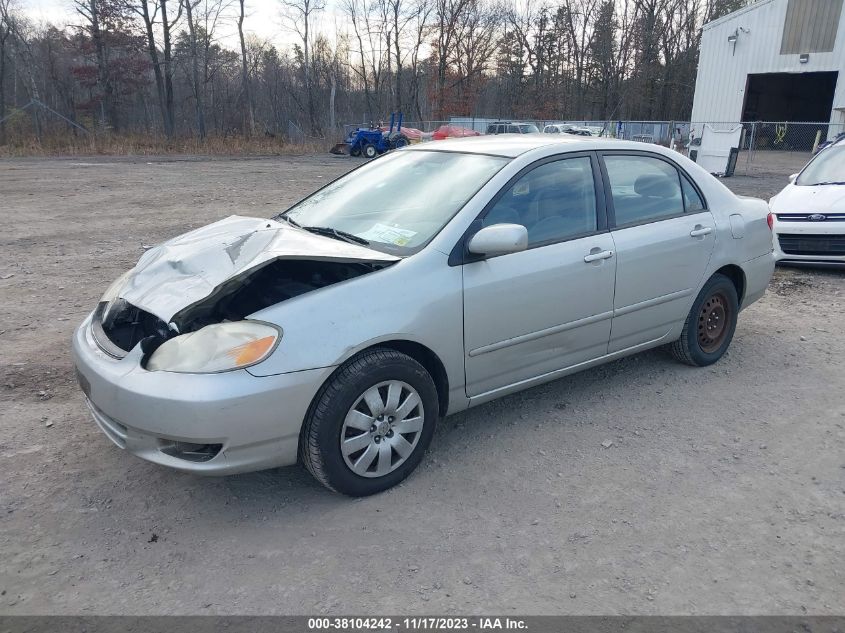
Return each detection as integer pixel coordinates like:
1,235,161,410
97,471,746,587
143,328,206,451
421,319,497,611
1,155,843,615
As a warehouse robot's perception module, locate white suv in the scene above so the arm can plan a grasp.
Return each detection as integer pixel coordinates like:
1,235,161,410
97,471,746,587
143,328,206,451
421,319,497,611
770,138,845,266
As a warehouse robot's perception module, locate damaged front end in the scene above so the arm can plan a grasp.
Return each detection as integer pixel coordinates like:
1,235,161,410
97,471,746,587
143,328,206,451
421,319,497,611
92,299,171,359
92,216,398,365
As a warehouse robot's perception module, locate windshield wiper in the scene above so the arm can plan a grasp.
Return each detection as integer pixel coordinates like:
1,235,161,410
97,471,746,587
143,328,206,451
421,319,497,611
302,225,370,246
808,181,845,186
276,214,301,227
275,214,369,246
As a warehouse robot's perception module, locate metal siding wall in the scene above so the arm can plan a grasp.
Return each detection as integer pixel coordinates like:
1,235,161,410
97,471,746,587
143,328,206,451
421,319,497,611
691,0,845,122
781,0,844,53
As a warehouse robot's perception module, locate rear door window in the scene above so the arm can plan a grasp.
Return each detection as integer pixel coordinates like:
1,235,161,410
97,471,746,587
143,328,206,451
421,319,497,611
603,155,685,226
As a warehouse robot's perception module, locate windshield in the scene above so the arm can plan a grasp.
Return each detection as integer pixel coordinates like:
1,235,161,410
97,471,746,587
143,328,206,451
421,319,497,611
520,124,540,133
797,144,845,185
280,150,509,254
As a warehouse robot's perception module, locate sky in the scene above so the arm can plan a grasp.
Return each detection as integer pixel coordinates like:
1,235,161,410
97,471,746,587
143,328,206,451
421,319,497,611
19,0,319,48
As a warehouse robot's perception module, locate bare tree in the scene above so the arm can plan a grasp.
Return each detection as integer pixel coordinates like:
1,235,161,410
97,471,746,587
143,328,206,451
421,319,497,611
0,0,723,146
560,0,599,116
588,0,617,119
135,0,167,135
237,0,255,135
280,0,325,133
341,0,374,119
181,0,206,137
406,0,432,119
451,0,499,111
129,0,181,136
432,0,472,117
0,0,9,144
73,0,115,129
0,0,43,139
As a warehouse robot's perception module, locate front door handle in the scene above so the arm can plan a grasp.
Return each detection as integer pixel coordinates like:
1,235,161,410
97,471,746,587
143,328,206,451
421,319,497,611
690,226,713,237
584,249,614,263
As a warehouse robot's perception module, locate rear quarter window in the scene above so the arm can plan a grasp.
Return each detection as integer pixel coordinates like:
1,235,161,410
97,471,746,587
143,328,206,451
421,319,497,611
681,175,706,212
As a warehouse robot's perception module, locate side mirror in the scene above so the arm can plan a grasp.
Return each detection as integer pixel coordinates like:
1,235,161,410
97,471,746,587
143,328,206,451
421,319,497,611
789,173,799,183
467,223,528,257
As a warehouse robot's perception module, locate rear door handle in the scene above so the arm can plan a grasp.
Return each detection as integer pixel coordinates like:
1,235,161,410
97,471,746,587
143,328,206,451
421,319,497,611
584,249,614,263
690,226,713,237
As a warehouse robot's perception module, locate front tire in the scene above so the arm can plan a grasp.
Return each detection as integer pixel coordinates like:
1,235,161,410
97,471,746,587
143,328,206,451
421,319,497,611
669,273,739,366
300,349,439,496
363,143,378,159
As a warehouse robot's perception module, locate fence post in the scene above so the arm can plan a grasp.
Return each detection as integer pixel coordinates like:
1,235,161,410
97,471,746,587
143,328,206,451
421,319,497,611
746,121,756,172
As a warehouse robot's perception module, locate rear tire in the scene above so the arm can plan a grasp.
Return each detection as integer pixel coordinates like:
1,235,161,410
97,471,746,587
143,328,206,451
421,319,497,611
669,273,739,367
299,348,439,496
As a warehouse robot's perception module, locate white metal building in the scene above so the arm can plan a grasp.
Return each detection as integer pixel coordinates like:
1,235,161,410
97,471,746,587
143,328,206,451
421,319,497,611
690,0,845,129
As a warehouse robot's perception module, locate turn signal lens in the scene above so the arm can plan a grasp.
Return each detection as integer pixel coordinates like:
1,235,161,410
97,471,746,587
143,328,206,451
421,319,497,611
227,336,276,366
767,212,774,230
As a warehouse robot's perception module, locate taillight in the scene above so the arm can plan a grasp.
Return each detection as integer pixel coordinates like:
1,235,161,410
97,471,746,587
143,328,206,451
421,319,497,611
767,212,774,230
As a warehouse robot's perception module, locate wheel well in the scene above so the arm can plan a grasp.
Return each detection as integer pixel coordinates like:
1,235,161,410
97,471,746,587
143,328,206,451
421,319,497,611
370,340,450,417
714,264,746,304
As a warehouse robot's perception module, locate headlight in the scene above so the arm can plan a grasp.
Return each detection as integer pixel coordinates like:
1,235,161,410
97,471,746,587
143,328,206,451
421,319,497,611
146,321,281,373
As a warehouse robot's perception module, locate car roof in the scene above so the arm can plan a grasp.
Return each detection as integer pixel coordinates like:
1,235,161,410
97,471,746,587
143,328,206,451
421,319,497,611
405,134,638,158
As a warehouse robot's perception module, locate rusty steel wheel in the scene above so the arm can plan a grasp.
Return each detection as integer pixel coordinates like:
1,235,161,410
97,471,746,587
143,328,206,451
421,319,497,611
697,291,730,353
669,273,739,367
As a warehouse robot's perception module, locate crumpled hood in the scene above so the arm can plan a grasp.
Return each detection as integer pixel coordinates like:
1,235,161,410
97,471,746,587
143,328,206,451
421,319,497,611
118,215,399,324
771,183,845,213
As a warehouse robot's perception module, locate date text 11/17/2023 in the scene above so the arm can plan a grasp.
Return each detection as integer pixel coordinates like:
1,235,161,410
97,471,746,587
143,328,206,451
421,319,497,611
306,617,529,630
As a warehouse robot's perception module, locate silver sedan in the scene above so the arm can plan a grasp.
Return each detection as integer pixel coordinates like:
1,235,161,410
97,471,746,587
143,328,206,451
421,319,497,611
72,136,776,495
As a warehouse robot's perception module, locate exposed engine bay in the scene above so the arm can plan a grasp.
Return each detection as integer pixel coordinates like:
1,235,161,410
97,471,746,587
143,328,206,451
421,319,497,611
94,259,390,357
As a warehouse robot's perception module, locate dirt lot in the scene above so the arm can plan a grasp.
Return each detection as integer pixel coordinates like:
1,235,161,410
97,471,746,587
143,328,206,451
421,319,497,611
1,155,843,615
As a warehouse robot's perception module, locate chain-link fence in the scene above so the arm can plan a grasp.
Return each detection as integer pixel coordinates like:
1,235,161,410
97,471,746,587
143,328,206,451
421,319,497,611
679,121,843,178
351,118,843,180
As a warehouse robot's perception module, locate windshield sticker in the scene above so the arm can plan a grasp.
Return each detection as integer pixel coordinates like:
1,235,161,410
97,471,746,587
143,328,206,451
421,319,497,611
357,223,418,246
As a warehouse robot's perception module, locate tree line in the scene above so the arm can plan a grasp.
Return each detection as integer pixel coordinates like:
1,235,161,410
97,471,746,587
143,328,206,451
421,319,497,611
0,0,744,145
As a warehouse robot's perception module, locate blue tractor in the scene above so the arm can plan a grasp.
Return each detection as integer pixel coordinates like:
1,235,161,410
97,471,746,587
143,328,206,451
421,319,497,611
330,112,410,158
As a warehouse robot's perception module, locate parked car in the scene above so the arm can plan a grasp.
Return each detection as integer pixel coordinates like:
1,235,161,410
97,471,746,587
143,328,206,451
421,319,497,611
543,123,592,136
431,124,480,140
812,131,845,155
770,137,845,265
73,136,775,496
486,121,540,134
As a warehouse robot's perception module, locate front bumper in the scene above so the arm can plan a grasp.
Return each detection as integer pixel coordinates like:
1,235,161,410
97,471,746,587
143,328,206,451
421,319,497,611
72,313,335,475
772,219,845,265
